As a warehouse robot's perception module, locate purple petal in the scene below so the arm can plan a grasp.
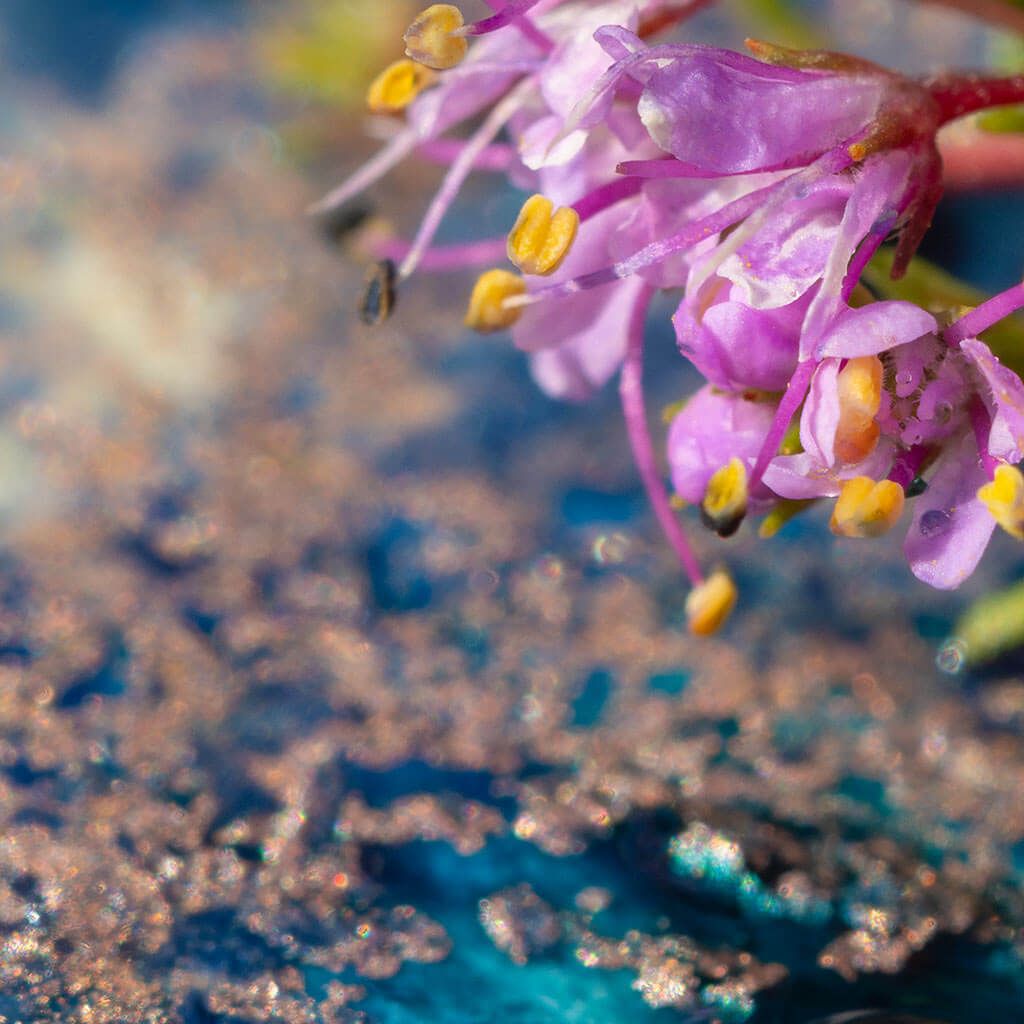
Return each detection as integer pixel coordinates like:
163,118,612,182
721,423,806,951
667,387,776,506
523,276,647,399
961,338,1024,463
903,432,997,589
813,301,936,359
718,177,853,307
800,151,915,351
761,442,895,500
637,54,884,174
673,282,804,391
538,1,640,118
800,358,842,466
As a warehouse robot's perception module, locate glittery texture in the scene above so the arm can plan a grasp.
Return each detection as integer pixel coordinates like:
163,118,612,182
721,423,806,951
2,7,1024,1024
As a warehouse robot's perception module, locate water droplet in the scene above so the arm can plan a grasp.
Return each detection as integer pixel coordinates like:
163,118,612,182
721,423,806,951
936,637,967,674
919,508,951,537
592,531,629,565
894,369,915,396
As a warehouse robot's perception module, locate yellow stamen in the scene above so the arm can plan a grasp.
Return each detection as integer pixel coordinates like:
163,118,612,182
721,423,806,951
978,463,1024,540
834,355,882,464
686,568,737,636
367,59,436,114
830,476,905,538
465,269,526,332
700,457,748,538
506,194,580,277
847,142,867,162
404,4,468,70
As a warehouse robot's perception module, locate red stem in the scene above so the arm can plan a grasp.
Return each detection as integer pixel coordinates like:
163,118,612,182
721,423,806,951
928,73,1024,125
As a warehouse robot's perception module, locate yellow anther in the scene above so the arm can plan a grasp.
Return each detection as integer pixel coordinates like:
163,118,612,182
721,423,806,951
978,463,1024,540
700,457,748,538
847,142,867,162
465,269,526,332
506,194,580,277
366,59,436,114
834,355,882,464
686,568,738,636
404,4,468,70
830,476,905,538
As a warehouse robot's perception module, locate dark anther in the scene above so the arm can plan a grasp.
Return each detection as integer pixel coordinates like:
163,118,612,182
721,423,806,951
905,476,929,498
700,505,745,538
360,259,396,326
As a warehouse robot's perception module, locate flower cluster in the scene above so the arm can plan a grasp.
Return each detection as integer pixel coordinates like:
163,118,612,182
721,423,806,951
318,1,1024,632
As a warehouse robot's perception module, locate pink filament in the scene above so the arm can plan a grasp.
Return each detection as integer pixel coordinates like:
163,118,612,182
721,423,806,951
944,283,1024,347
619,286,704,585
748,360,816,492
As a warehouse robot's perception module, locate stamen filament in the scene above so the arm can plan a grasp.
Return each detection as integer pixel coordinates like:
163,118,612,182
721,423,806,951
572,177,643,222
748,360,816,492
944,282,1024,347
399,78,535,281
417,139,516,171
308,131,418,215
502,177,785,310
687,144,858,310
619,286,704,586
455,0,554,52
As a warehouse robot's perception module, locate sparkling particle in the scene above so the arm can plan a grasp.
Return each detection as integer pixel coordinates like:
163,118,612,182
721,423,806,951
936,638,968,674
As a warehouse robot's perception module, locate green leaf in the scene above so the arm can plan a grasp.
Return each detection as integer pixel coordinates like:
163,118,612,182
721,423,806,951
956,578,1024,666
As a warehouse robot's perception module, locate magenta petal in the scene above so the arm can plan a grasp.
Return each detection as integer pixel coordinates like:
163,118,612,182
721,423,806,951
800,358,842,467
667,387,776,506
637,55,883,174
760,453,843,499
799,151,916,350
674,284,804,392
903,433,997,589
538,0,639,118
961,338,1024,463
813,302,936,359
718,178,852,307
523,277,647,400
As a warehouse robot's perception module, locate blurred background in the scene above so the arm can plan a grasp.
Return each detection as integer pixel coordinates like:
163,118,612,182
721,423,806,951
1,2,1024,1022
